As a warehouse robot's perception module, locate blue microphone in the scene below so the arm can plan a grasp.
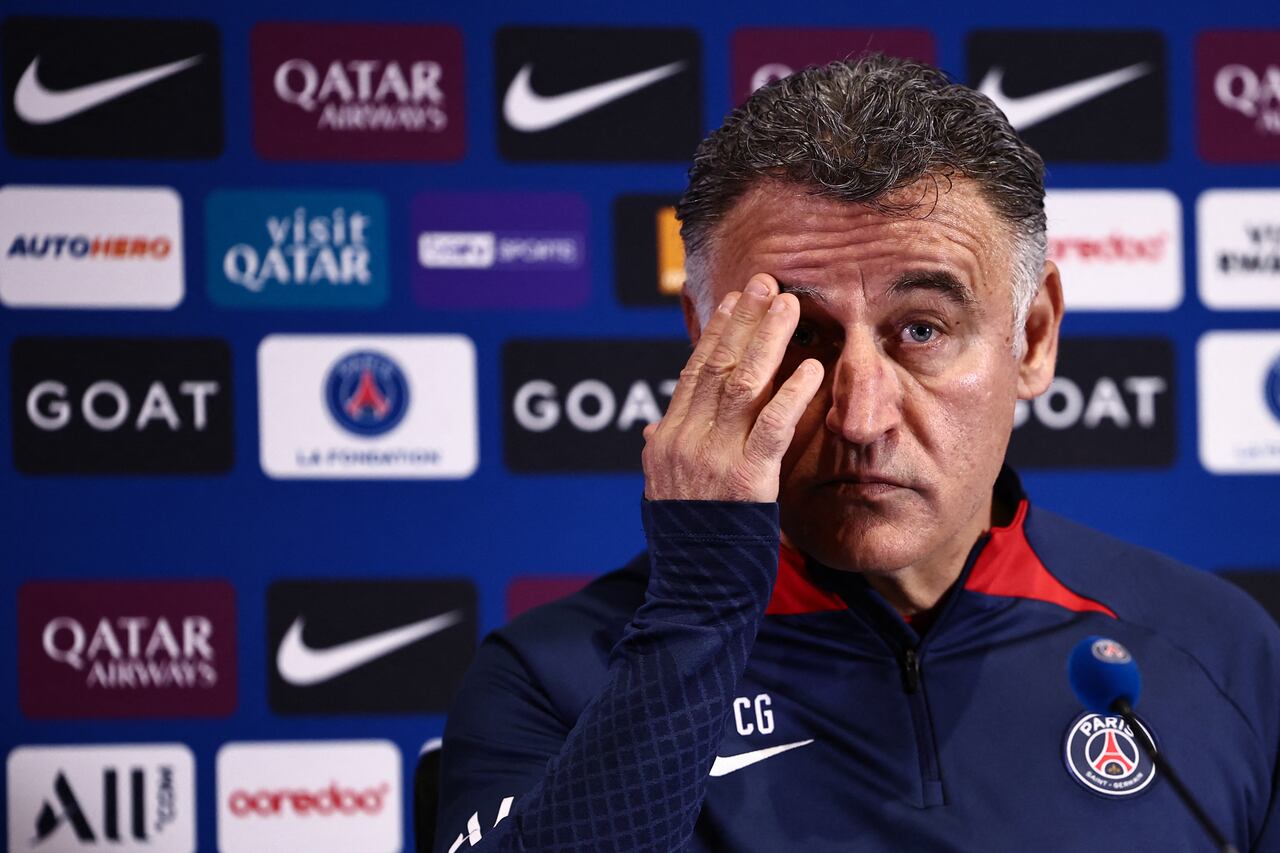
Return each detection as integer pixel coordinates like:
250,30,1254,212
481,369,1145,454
1066,637,1238,853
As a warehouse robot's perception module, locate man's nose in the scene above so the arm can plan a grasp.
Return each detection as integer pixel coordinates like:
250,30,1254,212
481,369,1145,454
824,332,903,445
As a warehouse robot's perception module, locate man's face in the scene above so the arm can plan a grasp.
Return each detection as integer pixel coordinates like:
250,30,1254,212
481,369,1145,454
698,178,1049,577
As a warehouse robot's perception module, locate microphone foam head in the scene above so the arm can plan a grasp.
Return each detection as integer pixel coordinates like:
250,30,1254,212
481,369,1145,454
1067,636,1141,714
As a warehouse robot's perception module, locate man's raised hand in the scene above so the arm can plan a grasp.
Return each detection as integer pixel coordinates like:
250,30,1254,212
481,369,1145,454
643,274,825,503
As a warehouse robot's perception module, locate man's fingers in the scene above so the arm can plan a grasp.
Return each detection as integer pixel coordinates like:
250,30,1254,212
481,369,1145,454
743,358,824,464
663,291,740,425
713,292,800,427
685,274,778,421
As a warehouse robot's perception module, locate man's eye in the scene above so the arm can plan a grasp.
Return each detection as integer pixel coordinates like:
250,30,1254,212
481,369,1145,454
791,324,817,347
904,323,936,344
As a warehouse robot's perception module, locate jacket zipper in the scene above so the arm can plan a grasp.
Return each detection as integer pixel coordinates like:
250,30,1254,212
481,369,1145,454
899,646,945,807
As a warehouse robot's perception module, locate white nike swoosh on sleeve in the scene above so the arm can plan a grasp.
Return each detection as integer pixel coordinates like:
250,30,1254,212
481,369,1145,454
709,739,814,777
502,60,687,132
978,62,1151,131
14,54,203,125
276,610,463,686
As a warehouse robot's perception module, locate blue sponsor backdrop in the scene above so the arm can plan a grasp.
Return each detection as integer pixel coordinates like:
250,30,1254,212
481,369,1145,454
2,0,1279,850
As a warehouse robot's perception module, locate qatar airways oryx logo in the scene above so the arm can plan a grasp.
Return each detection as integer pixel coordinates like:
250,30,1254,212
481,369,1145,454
1198,331,1280,473
1198,31,1280,162
7,744,195,852
1044,189,1182,310
217,741,400,853
1064,713,1157,797
0,185,183,309
252,22,463,160
206,190,387,309
19,581,236,718
258,334,476,479
1197,190,1280,309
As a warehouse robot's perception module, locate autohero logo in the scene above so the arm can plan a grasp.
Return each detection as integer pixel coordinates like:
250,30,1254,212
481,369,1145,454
2,16,222,158
967,30,1166,161
267,579,476,714
257,335,477,479
1198,31,1280,162
1044,190,1182,311
218,741,400,853
252,22,463,161
1197,190,1280,309
19,581,236,719
0,185,184,309
10,338,233,474
206,190,387,309
7,744,195,852
1007,338,1175,469
496,26,701,162
1198,331,1280,473
504,339,690,472
613,194,686,307
731,28,935,104
412,191,589,309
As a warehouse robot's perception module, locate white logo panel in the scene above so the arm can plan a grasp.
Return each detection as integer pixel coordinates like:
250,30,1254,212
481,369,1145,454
0,185,184,309
1197,189,1280,309
1197,331,1280,473
7,743,195,852
216,740,401,853
257,334,477,479
1045,189,1182,310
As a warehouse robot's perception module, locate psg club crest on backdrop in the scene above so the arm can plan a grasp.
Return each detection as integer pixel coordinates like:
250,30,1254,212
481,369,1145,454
1063,712,1157,797
324,351,408,437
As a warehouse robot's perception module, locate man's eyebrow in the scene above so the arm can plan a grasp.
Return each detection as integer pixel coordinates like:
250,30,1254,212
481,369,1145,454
888,270,979,310
776,281,829,303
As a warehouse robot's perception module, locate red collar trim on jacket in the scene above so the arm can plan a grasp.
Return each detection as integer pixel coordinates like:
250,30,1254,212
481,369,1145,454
765,499,1115,618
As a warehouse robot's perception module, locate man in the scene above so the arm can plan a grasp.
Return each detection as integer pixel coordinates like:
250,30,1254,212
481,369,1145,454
436,55,1280,852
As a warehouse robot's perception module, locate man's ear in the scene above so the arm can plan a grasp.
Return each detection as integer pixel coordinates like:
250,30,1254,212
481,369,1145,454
682,289,703,345
1017,260,1064,400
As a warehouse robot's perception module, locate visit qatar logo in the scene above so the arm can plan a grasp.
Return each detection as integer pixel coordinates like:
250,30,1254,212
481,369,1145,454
1063,712,1157,797
324,351,408,437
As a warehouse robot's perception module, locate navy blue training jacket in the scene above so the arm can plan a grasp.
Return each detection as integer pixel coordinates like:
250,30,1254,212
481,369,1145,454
437,472,1280,852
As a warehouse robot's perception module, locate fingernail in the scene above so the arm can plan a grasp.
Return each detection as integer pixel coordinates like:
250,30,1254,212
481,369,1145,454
768,297,787,313
746,278,770,297
718,292,740,314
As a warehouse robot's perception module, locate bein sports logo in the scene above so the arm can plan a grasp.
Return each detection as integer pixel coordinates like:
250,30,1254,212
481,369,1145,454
324,351,408,436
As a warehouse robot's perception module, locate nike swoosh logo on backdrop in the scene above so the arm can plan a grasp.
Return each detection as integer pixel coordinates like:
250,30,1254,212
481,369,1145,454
503,60,687,132
709,739,814,777
276,610,463,686
13,54,203,125
978,62,1151,131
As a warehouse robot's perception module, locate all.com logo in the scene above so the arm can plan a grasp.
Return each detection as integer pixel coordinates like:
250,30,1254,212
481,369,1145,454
1266,355,1280,422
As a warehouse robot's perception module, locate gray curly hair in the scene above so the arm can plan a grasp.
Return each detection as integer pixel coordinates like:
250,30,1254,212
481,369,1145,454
677,53,1046,355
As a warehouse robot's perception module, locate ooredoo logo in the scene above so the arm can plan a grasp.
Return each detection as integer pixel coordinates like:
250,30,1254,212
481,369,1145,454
7,744,196,852
1197,190,1280,309
504,339,689,471
731,28,935,104
257,334,477,479
19,581,236,719
1044,189,1182,311
252,22,463,161
1007,337,1174,469
205,189,387,309
0,185,184,309
10,337,233,474
1199,331,1280,473
217,741,401,853
1198,31,1280,162
412,191,589,309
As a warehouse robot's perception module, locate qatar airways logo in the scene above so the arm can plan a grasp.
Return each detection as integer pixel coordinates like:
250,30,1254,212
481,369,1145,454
1044,189,1182,310
1198,32,1280,161
252,23,464,160
1215,64,1280,134
217,741,401,853
18,581,236,719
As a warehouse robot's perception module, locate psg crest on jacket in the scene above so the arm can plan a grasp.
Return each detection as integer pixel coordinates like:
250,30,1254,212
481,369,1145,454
1063,712,1158,797
324,350,408,436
